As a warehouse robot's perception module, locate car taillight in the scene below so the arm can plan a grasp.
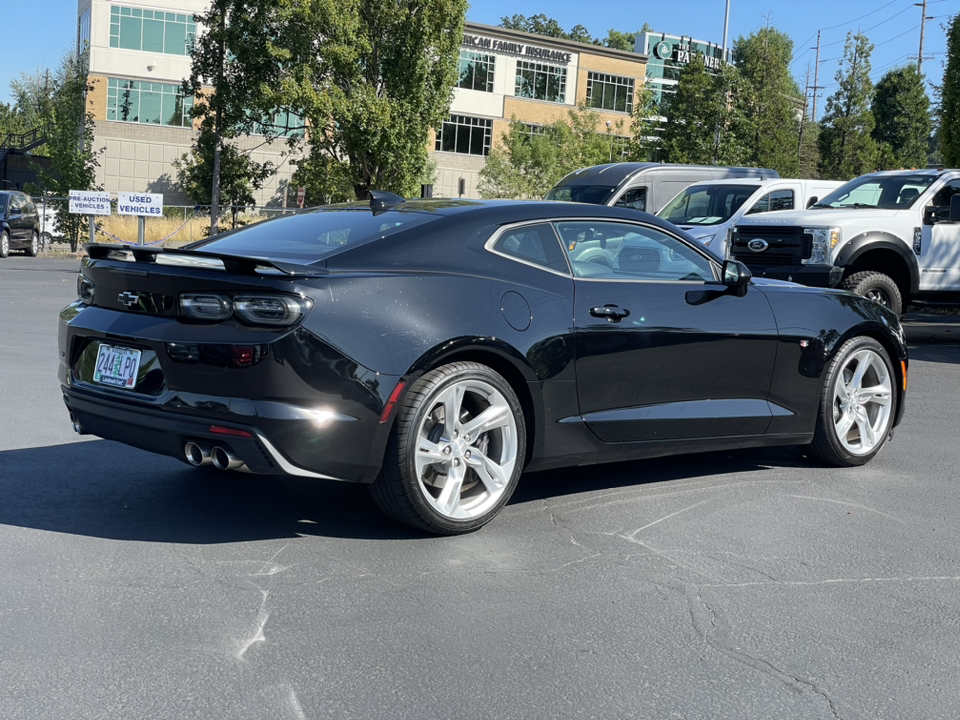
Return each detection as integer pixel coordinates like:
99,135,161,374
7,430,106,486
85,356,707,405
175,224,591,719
77,275,95,303
180,293,232,320
233,295,312,326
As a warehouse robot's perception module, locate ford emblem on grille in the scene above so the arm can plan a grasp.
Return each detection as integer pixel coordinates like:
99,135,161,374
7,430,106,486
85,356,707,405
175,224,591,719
747,239,769,252
118,291,141,307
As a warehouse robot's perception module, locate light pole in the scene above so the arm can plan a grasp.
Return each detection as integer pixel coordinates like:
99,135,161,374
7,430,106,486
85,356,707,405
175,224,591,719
721,0,730,63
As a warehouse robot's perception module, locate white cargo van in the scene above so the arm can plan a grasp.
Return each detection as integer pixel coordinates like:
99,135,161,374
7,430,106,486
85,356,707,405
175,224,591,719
544,163,778,215
656,178,844,256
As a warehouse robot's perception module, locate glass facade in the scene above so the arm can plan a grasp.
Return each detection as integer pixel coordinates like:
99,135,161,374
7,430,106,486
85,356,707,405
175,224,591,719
110,5,196,56
435,115,492,156
586,72,635,114
457,51,495,93
637,32,728,114
77,9,91,54
515,61,566,103
106,77,193,127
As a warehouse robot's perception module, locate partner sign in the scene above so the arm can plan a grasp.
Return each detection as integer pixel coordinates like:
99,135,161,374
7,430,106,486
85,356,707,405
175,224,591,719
117,192,164,216
68,190,112,215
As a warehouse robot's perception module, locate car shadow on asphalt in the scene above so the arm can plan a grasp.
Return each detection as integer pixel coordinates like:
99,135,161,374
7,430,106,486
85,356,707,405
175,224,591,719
0,439,810,542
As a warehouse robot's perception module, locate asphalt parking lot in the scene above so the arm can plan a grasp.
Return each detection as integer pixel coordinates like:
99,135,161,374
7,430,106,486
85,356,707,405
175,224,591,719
2,254,959,720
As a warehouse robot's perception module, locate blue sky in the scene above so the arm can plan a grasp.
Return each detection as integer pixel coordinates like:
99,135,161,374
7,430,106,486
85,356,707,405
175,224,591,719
3,0,957,114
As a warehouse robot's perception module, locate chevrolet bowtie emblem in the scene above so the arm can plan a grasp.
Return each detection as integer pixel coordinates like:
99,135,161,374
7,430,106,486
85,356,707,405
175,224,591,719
118,291,140,307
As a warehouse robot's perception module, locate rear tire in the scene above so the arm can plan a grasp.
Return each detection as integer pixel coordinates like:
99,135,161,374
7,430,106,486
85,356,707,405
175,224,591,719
370,362,526,535
841,271,903,316
808,336,896,467
26,231,39,257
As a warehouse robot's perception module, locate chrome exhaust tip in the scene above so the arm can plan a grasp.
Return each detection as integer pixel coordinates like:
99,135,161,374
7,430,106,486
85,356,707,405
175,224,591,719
211,446,243,471
184,441,212,467
69,412,87,435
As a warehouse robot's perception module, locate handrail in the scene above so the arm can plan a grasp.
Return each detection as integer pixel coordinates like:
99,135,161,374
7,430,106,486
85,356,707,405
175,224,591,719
0,126,46,152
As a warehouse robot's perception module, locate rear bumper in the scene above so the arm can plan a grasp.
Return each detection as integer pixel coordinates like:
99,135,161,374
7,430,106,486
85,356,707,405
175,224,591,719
745,263,844,288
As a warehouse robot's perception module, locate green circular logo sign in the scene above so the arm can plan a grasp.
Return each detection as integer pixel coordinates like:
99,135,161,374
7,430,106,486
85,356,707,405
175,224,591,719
654,41,673,60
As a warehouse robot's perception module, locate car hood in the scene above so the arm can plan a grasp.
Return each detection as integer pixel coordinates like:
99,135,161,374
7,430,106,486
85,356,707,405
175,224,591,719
736,208,904,227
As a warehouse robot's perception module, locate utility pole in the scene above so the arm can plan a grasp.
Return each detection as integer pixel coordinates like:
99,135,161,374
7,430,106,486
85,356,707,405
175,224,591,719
811,31,823,122
721,0,731,63
914,0,933,75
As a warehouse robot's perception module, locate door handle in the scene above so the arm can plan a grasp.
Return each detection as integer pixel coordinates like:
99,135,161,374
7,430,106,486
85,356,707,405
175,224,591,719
590,304,630,321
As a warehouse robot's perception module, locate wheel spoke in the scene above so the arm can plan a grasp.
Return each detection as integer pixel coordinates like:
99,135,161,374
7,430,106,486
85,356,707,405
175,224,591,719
415,439,447,471
435,462,467,517
465,448,509,494
461,403,511,439
835,410,856,440
849,351,874,391
858,384,891,407
437,383,465,439
854,407,878,449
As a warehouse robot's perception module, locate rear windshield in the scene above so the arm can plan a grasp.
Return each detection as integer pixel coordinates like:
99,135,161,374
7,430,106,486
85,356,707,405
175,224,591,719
544,185,617,205
189,207,434,262
657,184,758,226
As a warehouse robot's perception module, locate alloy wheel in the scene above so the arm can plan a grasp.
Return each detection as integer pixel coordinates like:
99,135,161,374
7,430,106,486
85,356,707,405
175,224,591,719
413,378,519,521
831,348,893,455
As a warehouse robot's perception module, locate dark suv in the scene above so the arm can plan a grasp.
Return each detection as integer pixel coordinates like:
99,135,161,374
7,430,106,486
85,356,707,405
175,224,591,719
1,191,41,258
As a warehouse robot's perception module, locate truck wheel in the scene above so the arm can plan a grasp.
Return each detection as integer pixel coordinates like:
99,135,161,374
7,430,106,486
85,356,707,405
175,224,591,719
841,271,903,316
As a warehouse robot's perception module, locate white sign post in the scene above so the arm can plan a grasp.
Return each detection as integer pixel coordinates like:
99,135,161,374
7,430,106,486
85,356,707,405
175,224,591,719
118,192,164,245
68,190,112,245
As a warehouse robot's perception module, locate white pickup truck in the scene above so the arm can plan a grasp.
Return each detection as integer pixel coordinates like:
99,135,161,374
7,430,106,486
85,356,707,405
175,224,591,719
730,168,960,315
656,177,843,256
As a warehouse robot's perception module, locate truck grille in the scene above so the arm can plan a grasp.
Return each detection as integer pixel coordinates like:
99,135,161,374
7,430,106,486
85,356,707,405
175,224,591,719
732,226,812,265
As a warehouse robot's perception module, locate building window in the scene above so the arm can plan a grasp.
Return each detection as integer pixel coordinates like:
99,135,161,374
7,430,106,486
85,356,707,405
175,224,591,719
77,9,91,54
251,111,305,139
435,115,492,156
586,72,635,114
515,61,566,103
109,5,196,56
457,51,495,92
106,78,193,127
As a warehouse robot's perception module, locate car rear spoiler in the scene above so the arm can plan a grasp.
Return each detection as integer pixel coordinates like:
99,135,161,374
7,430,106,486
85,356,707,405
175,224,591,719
83,243,328,277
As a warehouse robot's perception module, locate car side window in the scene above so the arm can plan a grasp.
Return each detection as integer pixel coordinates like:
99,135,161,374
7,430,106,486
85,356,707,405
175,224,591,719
614,188,646,212
491,223,570,274
556,221,715,282
9,194,23,212
747,189,794,214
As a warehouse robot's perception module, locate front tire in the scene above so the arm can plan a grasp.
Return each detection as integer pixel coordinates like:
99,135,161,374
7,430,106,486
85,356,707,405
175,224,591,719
26,231,39,257
371,362,526,535
841,271,903,316
808,336,896,467
0,230,9,258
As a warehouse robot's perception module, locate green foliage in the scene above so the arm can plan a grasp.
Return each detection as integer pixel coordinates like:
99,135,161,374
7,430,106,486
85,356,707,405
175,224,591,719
733,26,802,177
626,82,660,161
478,106,625,199
33,52,100,252
819,32,878,180
289,150,355,206
499,14,640,50
595,30,637,52
660,57,746,165
871,64,931,170
173,124,274,208
939,15,960,166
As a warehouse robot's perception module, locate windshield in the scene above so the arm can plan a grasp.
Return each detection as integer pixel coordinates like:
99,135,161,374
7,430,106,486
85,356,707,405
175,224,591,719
814,174,936,209
0,195,7,214
657,184,758,226
544,184,617,205
188,207,434,262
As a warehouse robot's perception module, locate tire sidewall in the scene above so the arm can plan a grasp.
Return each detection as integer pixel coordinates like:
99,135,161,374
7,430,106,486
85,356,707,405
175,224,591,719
0,231,8,258
396,363,526,533
821,336,896,465
843,272,902,316
28,231,39,257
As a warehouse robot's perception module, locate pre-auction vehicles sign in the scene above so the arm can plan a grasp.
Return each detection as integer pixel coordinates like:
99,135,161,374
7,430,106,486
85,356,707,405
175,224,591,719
68,190,112,215
118,192,164,216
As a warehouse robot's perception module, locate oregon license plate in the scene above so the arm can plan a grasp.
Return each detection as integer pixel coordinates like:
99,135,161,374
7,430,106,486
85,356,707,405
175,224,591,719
93,344,142,389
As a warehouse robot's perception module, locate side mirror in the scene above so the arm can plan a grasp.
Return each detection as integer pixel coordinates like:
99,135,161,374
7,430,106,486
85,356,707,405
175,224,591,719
806,196,818,208
924,206,938,226
722,259,752,289
950,194,960,223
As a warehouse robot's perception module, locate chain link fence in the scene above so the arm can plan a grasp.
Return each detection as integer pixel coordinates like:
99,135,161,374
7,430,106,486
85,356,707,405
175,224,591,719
30,197,297,251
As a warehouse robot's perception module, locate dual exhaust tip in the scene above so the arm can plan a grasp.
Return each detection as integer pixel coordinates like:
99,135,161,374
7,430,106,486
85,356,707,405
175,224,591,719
184,441,243,471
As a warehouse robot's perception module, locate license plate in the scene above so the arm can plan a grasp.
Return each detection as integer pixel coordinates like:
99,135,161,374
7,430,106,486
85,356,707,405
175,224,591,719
93,344,142,389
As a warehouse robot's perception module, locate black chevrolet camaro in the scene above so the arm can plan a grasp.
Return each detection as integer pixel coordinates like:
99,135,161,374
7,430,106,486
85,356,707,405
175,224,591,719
59,194,908,534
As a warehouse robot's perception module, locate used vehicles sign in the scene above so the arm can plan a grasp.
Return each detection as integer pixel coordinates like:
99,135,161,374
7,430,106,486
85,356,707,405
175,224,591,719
118,192,164,216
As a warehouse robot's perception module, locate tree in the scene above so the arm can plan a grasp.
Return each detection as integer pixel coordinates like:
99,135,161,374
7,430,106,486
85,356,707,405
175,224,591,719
1,69,57,143
939,14,960,166
626,81,660,161
819,32,877,180
173,124,274,217
595,30,637,52
733,25,802,177
478,105,625,199
500,14,572,39
33,52,100,252
255,0,467,200
871,65,931,170
660,57,746,165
